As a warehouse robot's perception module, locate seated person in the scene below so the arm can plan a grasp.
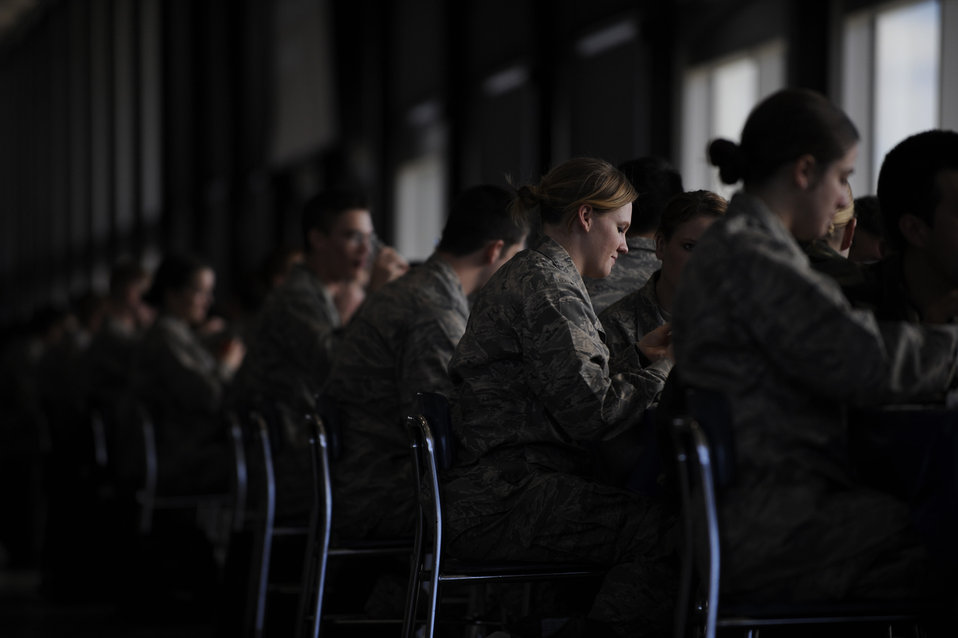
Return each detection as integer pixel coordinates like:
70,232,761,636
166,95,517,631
600,189,726,361
586,156,684,313
85,258,155,414
674,89,958,604
804,185,868,291
851,129,958,586
230,188,407,518
443,158,676,637
133,254,245,494
323,184,527,540
848,129,958,325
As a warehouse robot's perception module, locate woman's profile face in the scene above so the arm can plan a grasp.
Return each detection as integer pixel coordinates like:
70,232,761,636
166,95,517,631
794,145,857,242
581,203,631,279
169,267,215,326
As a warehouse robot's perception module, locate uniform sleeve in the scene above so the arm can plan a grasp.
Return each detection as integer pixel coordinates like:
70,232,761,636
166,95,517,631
599,301,639,361
397,313,462,413
140,330,222,414
520,278,666,443
266,288,342,384
732,246,958,404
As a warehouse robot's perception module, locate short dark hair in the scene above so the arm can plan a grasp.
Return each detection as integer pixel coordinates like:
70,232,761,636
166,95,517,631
437,185,529,256
657,190,728,241
709,88,859,188
617,156,684,235
877,129,958,252
301,188,370,251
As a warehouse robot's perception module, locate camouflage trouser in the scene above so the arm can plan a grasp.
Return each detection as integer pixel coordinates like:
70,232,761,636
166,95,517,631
447,471,677,637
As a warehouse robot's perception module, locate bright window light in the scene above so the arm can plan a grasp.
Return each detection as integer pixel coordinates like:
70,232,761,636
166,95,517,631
874,0,940,178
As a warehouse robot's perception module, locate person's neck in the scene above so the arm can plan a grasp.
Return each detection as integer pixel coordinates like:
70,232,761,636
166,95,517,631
439,250,483,297
747,182,798,233
543,226,584,275
901,248,956,320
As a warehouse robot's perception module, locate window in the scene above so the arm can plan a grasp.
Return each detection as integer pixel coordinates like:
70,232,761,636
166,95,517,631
394,153,445,262
680,41,785,197
841,0,951,195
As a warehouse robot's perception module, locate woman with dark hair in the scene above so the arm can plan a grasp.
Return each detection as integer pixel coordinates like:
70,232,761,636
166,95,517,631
444,157,676,637
600,189,727,359
134,254,245,494
672,89,958,602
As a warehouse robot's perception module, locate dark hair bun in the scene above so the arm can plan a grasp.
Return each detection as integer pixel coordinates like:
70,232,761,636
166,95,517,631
515,184,539,208
708,138,747,185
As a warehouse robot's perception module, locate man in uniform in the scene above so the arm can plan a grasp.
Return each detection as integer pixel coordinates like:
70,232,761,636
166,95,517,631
323,184,528,539
858,129,958,324
231,188,407,517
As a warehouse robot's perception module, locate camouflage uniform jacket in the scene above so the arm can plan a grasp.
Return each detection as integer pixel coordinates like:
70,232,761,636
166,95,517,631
585,236,660,314
673,191,958,599
133,314,231,492
85,316,142,411
598,270,672,377
444,235,671,528
324,253,468,537
233,262,341,413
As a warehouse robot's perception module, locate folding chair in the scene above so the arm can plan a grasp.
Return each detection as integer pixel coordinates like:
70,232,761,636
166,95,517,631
402,392,608,638
244,407,312,638
296,397,411,638
668,387,943,638
132,402,233,535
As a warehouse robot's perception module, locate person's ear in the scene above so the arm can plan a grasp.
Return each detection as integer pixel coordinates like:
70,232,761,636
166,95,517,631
654,232,666,260
482,239,505,265
794,154,817,191
839,218,857,252
576,204,593,232
899,213,932,249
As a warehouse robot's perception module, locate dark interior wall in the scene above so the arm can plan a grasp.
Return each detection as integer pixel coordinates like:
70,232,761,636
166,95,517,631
0,0,853,328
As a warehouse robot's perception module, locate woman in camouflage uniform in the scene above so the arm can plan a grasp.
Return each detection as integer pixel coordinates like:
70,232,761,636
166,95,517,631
444,157,677,637
673,89,958,602
600,189,727,360
134,254,245,494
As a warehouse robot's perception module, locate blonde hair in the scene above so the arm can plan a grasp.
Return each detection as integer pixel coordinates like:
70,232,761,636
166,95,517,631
511,157,636,227
825,183,854,239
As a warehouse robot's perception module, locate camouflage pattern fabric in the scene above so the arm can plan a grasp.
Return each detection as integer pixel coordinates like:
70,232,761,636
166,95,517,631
324,254,468,538
444,235,675,636
230,262,342,520
673,191,958,601
598,270,671,370
232,262,341,412
133,315,231,494
585,236,660,314
85,316,142,411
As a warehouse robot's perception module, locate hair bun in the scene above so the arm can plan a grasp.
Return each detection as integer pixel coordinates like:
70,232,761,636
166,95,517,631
515,184,539,207
708,138,747,185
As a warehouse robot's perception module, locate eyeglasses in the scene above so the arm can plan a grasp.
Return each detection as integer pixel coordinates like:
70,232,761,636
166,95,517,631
338,230,379,249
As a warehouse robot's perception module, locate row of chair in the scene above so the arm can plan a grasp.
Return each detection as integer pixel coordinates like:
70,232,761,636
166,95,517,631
98,387,948,637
